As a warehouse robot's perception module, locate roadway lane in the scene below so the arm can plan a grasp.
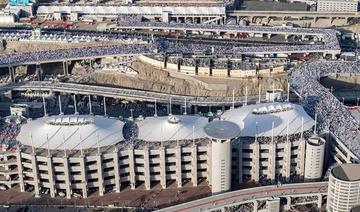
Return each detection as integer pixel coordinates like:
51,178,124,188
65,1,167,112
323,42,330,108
157,182,328,212
0,81,283,106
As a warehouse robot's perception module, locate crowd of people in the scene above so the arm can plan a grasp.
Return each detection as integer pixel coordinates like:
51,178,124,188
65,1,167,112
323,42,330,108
289,61,360,158
224,203,254,212
158,36,338,56
0,22,340,67
0,28,149,43
0,119,21,150
0,44,156,66
118,19,340,50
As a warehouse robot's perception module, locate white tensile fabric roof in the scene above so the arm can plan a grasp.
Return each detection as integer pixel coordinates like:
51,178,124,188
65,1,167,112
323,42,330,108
221,102,315,137
37,6,226,16
17,115,125,150
137,115,208,142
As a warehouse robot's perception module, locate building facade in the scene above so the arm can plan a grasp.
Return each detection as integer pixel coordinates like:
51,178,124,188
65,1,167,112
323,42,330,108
0,102,329,199
327,164,360,212
317,0,358,12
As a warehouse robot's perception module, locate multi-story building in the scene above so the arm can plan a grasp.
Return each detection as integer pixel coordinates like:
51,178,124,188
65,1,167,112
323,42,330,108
317,0,358,12
327,164,360,212
0,102,328,199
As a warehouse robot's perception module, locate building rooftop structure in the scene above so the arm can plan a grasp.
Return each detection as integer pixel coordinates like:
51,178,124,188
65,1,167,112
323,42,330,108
16,115,125,150
36,5,226,16
204,120,240,140
331,164,360,182
240,1,308,11
221,102,315,137
136,115,208,142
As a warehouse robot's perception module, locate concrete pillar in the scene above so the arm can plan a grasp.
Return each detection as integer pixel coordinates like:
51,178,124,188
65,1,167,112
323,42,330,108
31,153,40,197
317,194,322,208
238,142,243,184
297,139,306,177
63,155,72,199
253,200,258,212
211,139,231,194
269,141,276,181
252,142,260,182
113,149,121,193
207,143,212,185
47,156,56,198
284,140,291,181
79,155,88,198
194,105,198,114
159,146,166,189
63,61,69,76
36,64,42,81
8,66,15,83
144,146,151,190
16,150,25,192
128,147,136,189
3,156,8,171
176,146,182,188
284,196,291,210
96,153,104,196
191,144,198,186
163,55,167,69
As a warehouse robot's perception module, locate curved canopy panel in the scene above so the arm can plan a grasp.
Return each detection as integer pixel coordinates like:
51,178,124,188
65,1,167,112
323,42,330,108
137,115,208,142
222,102,314,137
17,115,125,150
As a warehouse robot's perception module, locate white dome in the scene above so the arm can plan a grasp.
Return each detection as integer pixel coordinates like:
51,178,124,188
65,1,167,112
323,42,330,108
17,115,125,150
222,102,314,137
137,115,208,142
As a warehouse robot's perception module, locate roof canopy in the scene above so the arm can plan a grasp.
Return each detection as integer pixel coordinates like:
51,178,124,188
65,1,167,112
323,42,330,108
17,115,125,150
221,102,314,137
137,115,208,142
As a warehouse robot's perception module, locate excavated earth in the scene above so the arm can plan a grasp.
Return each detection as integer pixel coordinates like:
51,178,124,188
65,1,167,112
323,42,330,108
82,60,288,97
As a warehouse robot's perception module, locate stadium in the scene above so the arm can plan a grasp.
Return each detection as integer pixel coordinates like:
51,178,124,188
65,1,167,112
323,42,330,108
0,100,329,199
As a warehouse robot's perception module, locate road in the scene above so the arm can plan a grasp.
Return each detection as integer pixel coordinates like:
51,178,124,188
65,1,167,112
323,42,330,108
157,182,328,212
0,81,288,106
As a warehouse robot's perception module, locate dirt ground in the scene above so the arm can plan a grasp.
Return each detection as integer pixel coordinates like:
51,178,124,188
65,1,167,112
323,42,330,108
86,60,288,97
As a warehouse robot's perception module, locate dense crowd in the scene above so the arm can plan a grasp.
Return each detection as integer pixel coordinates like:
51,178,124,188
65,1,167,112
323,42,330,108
0,44,156,66
289,61,360,158
0,23,340,66
119,20,340,50
158,37,338,55
0,120,21,150
224,203,253,212
0,29,149,42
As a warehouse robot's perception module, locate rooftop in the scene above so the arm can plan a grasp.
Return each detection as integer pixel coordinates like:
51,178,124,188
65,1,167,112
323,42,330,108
240,1,308,11
221,102,314,137
136,115,208,142
204,120,240,140
17,115,125,150
332,164,360,182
